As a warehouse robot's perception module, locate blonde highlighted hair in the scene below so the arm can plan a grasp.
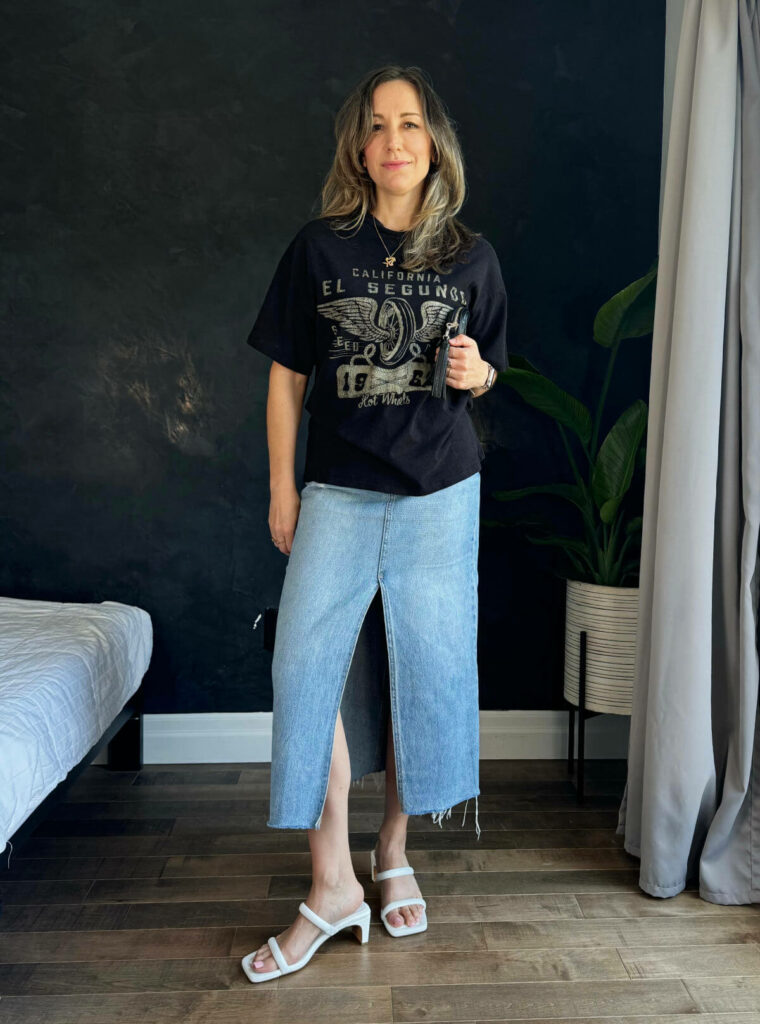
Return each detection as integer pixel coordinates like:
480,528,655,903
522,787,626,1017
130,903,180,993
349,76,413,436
319,65,480,273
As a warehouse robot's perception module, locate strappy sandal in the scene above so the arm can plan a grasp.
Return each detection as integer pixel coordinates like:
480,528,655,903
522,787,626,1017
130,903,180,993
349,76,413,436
241,899,371,983
370,843,428,937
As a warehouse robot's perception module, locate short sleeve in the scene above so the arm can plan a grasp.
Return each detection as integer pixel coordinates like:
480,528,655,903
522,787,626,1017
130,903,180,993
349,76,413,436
467,241,509,373
246,227,316,376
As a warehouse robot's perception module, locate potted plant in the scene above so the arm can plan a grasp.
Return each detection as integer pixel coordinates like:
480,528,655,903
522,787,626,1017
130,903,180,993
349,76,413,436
486,260,657,716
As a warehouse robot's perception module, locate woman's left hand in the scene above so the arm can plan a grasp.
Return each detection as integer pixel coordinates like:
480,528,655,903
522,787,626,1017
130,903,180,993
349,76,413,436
434,334,489,390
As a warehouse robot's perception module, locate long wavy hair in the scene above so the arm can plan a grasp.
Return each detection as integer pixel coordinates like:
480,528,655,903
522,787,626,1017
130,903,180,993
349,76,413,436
319,65,480,274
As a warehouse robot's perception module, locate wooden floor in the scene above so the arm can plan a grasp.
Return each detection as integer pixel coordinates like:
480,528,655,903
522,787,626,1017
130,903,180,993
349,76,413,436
1,759,759,1023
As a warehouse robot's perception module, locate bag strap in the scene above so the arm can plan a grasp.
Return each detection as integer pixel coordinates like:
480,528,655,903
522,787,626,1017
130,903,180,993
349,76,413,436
431,308,470,398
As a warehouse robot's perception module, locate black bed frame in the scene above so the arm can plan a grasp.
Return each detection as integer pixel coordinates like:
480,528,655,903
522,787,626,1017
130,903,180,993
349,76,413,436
1,682,144,882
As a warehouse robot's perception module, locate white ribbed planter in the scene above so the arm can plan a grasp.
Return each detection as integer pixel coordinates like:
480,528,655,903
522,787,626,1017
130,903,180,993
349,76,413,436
563,579,639,716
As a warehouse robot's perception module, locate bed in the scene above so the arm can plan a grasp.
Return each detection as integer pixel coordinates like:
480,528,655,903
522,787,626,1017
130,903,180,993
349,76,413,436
0,596,153,858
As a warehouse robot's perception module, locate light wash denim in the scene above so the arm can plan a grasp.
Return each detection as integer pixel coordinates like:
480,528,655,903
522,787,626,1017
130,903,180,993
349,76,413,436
268,470,482,839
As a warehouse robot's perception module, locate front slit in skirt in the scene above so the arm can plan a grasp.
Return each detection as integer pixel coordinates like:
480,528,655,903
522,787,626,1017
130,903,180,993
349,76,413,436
267,469,482,840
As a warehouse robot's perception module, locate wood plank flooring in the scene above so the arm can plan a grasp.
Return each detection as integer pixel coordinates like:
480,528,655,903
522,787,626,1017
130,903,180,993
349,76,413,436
1,759,759,1023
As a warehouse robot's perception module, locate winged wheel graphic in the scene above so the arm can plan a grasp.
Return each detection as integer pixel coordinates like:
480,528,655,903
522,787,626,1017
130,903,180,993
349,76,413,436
317,297,454,367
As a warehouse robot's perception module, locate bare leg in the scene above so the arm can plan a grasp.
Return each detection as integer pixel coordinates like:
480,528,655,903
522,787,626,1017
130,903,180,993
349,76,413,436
248,710,365,974
375,709,424,928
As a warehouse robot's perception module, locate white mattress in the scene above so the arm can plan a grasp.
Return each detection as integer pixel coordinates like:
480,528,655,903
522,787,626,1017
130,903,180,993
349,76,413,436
0,597,153,853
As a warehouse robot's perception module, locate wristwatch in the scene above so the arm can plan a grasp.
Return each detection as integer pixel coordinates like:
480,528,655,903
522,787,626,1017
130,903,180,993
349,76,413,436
475,362,496,393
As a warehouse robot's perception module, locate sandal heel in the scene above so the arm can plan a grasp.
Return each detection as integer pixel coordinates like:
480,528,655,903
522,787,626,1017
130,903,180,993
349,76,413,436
351,912,370,944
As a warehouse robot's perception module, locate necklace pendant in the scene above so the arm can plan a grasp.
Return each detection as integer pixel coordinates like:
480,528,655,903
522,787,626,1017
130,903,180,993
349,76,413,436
383,255,396,266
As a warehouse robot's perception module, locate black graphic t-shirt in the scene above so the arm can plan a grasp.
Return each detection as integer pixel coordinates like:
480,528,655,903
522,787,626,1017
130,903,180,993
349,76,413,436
246,215,508,495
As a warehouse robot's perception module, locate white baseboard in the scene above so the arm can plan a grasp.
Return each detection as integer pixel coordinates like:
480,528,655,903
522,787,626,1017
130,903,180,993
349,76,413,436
93,710,630,765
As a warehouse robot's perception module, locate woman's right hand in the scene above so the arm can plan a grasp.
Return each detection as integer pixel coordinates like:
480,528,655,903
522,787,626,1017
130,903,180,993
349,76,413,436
269,483,302,556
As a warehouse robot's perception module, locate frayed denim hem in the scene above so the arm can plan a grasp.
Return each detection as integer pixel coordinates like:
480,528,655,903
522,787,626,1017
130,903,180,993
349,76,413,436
430,794,481,841
350,772,482,839
349,771,481,840
272,774,481,835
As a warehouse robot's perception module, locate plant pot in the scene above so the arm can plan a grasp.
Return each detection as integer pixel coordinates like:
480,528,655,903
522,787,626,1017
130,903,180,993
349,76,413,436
563,579,639,716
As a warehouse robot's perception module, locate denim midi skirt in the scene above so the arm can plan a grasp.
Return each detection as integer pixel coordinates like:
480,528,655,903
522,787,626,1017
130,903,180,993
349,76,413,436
268,470,482,839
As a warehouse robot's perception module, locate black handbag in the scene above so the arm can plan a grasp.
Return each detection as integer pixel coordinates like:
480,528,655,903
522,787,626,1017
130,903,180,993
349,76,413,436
430,307,470,398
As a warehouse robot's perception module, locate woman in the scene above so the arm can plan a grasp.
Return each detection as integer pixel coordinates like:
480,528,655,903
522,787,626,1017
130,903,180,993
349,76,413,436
242,64,508,983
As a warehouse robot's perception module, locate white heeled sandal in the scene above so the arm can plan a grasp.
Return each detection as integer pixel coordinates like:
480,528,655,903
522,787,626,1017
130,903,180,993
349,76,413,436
241,899,371,983
370,843,428,937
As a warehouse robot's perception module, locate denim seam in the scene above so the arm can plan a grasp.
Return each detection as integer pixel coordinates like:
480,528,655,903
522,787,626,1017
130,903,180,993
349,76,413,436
379,579,405,810
378,494,406,810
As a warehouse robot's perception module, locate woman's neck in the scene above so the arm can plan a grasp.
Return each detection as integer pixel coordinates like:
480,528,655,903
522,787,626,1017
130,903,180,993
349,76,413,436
370,196,419,233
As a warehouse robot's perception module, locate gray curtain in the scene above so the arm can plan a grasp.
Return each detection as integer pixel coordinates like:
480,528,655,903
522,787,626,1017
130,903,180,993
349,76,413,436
618,0,760,904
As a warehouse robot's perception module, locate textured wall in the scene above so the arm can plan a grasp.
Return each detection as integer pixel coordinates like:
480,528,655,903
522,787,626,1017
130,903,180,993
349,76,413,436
0,1,664,713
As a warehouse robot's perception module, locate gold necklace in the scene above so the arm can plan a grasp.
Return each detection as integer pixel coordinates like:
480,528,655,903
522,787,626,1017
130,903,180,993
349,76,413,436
372,214,408,267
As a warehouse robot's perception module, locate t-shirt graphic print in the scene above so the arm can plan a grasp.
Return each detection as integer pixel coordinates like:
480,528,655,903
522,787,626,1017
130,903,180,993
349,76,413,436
318,293,469,407
247,215,508,495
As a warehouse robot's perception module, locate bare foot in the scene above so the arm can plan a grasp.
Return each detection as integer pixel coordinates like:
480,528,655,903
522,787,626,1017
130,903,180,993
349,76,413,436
375,839,425,928
247,877,365,976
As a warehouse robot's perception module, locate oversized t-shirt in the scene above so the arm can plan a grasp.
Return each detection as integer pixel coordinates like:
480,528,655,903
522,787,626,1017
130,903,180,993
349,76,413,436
246,214,508,495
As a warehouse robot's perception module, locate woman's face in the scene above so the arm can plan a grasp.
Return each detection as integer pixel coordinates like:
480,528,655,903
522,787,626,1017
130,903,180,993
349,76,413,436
362,79,434,204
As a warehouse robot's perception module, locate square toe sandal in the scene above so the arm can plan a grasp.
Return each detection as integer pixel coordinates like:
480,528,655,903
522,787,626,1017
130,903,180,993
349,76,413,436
370,843,428,937
241,899,371,983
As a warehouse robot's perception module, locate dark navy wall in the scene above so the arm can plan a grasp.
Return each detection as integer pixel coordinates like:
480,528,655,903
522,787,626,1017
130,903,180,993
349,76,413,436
0,1,663,713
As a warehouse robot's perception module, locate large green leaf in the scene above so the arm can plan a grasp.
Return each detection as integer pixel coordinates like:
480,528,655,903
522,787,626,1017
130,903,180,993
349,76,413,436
496,513,560,532
593,259,658,347
501,367,592,445
479,518,509,529
622,560,641,578
502,353,542,374
525,535,600,582
527,535,592,556
492,483,586,511
592,399,648,522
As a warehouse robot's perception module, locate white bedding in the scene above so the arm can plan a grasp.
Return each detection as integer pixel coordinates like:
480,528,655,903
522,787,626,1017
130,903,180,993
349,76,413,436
0,596,153,853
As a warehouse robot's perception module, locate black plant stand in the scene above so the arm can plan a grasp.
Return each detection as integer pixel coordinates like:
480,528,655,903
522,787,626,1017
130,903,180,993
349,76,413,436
565,629,602,803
